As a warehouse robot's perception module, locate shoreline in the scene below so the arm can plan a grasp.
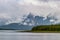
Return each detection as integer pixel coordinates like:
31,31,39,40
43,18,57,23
17,30,60,33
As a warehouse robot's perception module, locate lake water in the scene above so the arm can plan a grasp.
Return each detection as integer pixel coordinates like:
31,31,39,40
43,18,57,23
0,30,60,40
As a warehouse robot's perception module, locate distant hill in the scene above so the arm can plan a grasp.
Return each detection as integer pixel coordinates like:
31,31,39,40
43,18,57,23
32,24,60,31
0,23,32,30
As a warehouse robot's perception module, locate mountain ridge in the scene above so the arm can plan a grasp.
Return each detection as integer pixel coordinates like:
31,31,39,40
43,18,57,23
0,13,58,30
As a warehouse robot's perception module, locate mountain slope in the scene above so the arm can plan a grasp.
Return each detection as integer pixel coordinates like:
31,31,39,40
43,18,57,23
0,23,32,30
22,13,57,26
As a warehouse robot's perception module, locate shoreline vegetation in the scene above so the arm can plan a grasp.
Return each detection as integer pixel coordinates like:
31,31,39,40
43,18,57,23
0,24,60,33
19,24,60,33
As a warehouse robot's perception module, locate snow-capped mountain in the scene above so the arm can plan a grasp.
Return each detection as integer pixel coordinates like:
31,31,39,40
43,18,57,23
21,13,57,26
0,12,58,30
0,12,58,26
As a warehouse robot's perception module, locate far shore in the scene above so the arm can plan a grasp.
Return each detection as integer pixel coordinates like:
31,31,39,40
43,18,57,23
17,30,60,33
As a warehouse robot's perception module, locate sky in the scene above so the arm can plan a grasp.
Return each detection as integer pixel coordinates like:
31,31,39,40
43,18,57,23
0,0,60,24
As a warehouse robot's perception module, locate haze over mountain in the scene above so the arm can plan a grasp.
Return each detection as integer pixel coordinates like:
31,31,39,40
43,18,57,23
0,13,57,26
0,0,60,24
22,13,57,26
0,13,58,30
0,0,60,30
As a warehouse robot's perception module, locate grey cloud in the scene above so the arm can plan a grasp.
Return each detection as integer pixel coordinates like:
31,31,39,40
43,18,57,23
0,0,60,24
37,0,60,2
38,0,60,1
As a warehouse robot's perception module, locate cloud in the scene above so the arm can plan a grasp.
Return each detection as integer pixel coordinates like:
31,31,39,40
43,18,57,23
0,0,60,24
18,0,59,17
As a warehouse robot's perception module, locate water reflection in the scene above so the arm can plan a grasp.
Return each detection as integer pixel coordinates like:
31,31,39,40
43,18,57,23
0,30,60,40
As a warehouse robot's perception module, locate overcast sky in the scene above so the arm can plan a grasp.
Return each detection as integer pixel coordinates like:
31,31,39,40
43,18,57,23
0,0,60,24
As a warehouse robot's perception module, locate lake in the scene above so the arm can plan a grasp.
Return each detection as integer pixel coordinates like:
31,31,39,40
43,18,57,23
0,30,60,40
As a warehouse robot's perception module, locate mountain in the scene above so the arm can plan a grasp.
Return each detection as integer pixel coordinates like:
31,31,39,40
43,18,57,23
0,13,58,30
0,18,8,26
21,13,57,26
0,23,32,30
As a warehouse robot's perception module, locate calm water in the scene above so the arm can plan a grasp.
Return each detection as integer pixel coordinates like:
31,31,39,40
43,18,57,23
0,30,60,40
